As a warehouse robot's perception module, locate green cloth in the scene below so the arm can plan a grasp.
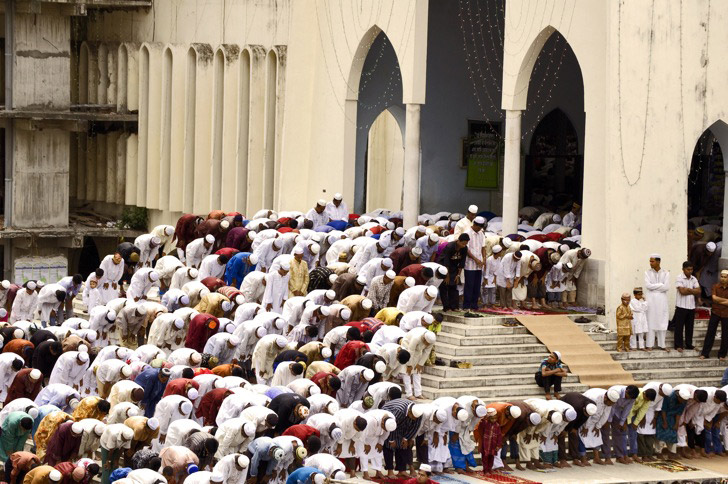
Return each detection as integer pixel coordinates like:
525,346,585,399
626,390,651,426
0,411,31,461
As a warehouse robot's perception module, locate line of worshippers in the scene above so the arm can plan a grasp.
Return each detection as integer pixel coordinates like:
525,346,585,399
0,201,706,484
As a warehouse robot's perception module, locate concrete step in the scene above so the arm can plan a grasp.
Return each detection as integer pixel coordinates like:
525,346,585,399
442,312,598,327
441,322,532,336
620,357,725,370
433,352,550,366
434,341,547,357
424,362,571,378
421,382,590,400
631,367,725,382
421,372,581,390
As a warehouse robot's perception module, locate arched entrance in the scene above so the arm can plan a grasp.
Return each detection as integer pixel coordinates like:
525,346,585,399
366,109,405,211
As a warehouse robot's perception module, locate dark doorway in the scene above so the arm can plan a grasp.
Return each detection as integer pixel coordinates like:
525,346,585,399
77,236,101,278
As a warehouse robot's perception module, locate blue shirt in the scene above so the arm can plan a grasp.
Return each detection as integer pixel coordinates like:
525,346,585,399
224,252,256,288
134,368,168,418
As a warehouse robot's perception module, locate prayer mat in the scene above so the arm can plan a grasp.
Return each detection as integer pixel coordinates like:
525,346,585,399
640,459,700,473
462,471,541,484
370,478,412,484
475,307,553,316
516,315,637,388
695,307,711,320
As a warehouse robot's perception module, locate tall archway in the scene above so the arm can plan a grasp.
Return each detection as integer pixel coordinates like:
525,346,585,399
366,109,405,211
353,31,404,213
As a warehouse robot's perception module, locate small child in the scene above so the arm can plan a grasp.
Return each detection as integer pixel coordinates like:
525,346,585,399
629,287,649,350
616,293,633,351
546,262,570,308
478,407,502,473
482,246,502,306
83,268,104,313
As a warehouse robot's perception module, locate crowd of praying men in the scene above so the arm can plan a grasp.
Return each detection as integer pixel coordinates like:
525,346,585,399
0,196,721,484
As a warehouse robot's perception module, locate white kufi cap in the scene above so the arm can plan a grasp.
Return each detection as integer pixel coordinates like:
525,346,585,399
275,336,288,348
426,286,438,298
585,403,597,416
362,369,375,381
147,417,160,430
564,408,577,421
468,205,478,214
205,234,215,244
529,413,541,425
361,298,373,310
509,405,522,419
607,389,620,402
374,360,386,373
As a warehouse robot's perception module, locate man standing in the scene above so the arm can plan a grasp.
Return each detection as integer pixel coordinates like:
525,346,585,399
437,234,469,312
454,205,478,238
463,217,486,310
562,203,581,228
673,261,700,352
700,269,728,361
645,254,670,352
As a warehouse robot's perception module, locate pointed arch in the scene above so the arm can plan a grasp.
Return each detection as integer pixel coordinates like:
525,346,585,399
346,25,402,102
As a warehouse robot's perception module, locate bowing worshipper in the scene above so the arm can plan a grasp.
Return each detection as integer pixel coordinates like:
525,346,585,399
134,234,161,268
4,450,41,484
396,285,437,313
224,252,258,288
0,412,34,461
367,272,396,312
9,281,38,324
416,233,440,264
271,362,306,388
267,392,311,437
48,350,89,390
151,395,193,447
262,262,290,313
214,418,257,459
35,410,74,461
556,392,596,467
367,382,403,410
360,257,393,288
580,388,618,465
674,261,700,352
147,314,186,351
203,332,240,364
198,254,230,281
159,445,200,484
34,384,80,413
185,235,216,269
625,387,658,463
87,306,116,347
340,294,373,322
213,454,250,484
437,234,469,312
389,247,422,275
386,276,415,308
382,400,423,478
150,223,176,257
193,292,232,319
43,420,83,465
303,454,346,481
75,419,106,459
401,328,436,399
332,273,365,302
289,248,310,297
336,365,375,407
107,379,145,409
252,335,288,384
702,269,728,360
166,347,203,368
697,388,727,456
36,284,66,327
286,466,326,484
375,344,410,382
5,368,43,405
126,269,159,302
3,336,34,361
225,225,256,252
95,360,133,399
123,416,160,466
248,436,285,482
332,408,368,473
655,388,688,459
334,340,369,370
601,385,639,465
356,408,397,478
645,254,670,351
254,237,284,274
99,423,134,484
71,396,110,422
310,372,341,398
19,466,63,484
115,304,148,350
169,267,198,291
184,313,220,353
673,385,706,459
193,387,231,427
282,424,322,457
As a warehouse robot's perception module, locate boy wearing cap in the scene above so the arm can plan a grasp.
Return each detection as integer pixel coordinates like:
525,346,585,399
482,245,502,307
185,235,216,270
673,261,701,352
629,288,649,351
616,293,633,352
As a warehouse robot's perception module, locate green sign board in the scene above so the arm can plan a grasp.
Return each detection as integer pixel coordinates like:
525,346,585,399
464,132,501,190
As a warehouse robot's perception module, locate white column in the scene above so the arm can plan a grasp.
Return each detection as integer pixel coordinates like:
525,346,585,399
403,104,421,228
502,109,522,235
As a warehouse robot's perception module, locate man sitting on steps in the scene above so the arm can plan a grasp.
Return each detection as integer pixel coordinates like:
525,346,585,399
536,351,568,400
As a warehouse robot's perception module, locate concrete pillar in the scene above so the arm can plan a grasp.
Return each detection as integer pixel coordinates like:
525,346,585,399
246,45,267,214
402,103,421,228
95,134,107,201
219,46,240,213
86,136,97,201
106,131,119,204
502,110,522,235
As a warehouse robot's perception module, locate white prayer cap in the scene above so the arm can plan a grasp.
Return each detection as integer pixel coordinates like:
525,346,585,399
351,245,360,254
80,321,90,330
661,383,673,396
68,398,80,409
71,422,83,434
334,471,348,481
374,360,386,374
386,222,395,231
248,231,258,239
334,193,343,201
559,244,569,254
173,318,185,330
553,214,562,223
384,417,397,432
77,344,89,354
419,464,432,474
429,233,440,243
275,336,288,348
468,205,478,214
213,378,225,389
381,258,393,268
423,331,436,345
149,271,160,282
649,253,661,259
585,403,597,416
147,417,160,430
423,314,435,324
220,220,230,230
37,281,44,288
49,470,62,482
256,326,267,338
474,216,485,225
385,270,396,280
221,300,233,313
280,261,290,271
29,369,42,381
492,245,503,254
310,243,321,255
274,318,286,330
248,254,259,266
313,474,325,484
426,286,438,298
474,404,487,418
236,454,250,469
229,336,241,346
404,277,415,287
188,268,199,279
325,289,336,300
78,352,89,363
707,242,717,252
456,408,468,421
501,237,513,248
1,280,9,289
317,199,326,207
293,247,304,255
12,329,23,340
607,389,620,402
210,473,224,483
136,305,148,316
564,408,577,421
331,427,343,441
328,274,338,285
121,365,132,378
571,229,580,236
187,388,199,400
412,247,423,257
394,227,405,237
94,423,105,436
235,294,245,306
486,408,497,417
529,412,541,425
190,352,202,365
550,412,563,425
121,426,135,441
26,281,36,290
0,309,6,319
321,347,332,359
679,387,691,400
411,404,426,418
243,421,257,437
378,238,390,249
553,351,562,359
164,226,174,236
181,400,194,415
362,368,375,381
340,308,352,320
361,298,373,310
273,448,285,461
549,252,560,263
433,408,447,423
355,275,367,285
151,236,161,246
205,234,215,244
509,405,522,419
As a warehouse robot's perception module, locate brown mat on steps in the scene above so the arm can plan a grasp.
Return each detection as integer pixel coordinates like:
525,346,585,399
516,315,637,388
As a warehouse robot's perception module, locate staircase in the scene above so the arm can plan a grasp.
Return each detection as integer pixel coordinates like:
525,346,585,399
422,312,726,401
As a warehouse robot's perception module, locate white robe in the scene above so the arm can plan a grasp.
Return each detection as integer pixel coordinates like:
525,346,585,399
203,333,237,363
186,238,213,269
155,257,184,287
262,271,290,314
645,268,670,331
240,272,266,303
170,267,198,291
213,454,249,484
48,352,89,387
36,283,65,324
10,289,37,323
134,234,160,268
581,389,612,448
198,255,226,280
215,417,255,458
99,255,124,302
127,268,159,301
148,313,186,350
396,286,435,313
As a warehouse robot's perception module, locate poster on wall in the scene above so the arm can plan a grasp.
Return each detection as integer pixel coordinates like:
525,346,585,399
14,256,67,285
463,120,502,190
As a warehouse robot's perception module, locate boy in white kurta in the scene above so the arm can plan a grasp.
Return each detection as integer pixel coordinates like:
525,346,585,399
629,288,649,350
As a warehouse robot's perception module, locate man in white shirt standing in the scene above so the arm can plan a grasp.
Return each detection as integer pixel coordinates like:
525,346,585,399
673,261,701,352
645,254,670,351
463,217,486,310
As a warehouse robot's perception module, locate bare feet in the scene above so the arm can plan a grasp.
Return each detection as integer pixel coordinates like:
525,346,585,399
631,456,642,463
526,462,535,470
501,464,513,471
545,393,552,400
515,464,525,471
554,392,561,399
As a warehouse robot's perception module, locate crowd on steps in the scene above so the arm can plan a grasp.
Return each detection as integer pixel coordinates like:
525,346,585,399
0,198,724,484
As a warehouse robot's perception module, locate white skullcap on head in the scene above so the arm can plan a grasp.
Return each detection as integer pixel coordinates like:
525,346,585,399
474,216,485,225
679,387,691,400
310,243,320,254
649,253,661,259
362,369,375,381
361,298,373,310
355,275,367,286
188,268,199,278
559,244,569,254
243,422,257,437
340,308,352,320
419,464,432,474
37,281,44,288
317,199,326,206
334,193,343,200
94,423,105,435
378,238,390,248
553,214,562,223
191,352,202,365
404,277,415,287
550,412,563,425
237,454,250,469
229,336,241,346
71,422,83,434
164,226,174,236
235,294,245,306
12,329,23,340
468,205,478,214
86,331,98,342
0,309,6,318
334,471,347,481
121,365,132,378
426,286,438,298
474,404,487,418
331,427,343,441
181,400,194,415
529,412,541,425
394,227,405,236
661,383,673,396
501,238,512,248
456,408,468,421
136,305,148,316
492,245,503,254
256,326,267,338
564,408,577,421
275,336,288,348
707,242,717,252
486,408,497,417
319,306,330,317
411,404,425,418
248,254,259,266
210,473,224,483
26,281,36,290
274,317,285,330
0,280,9,289
424,331,436,345
509,405,522,419
187,388,199,400
280,261,290,271
424,314,434,324
151,236,161,246
385,270,396,279
121,427,134,441
434,408,447,423
205,234,215,244
248,231,257,239
381,258,393,268
607,389,620,402
412,247,423,257
49,470,62,482
384,417,397,432
553,351,562,360
311,471,325,484
429,233,439,242
173,318,185,330
147,417,160,430
220,220,230,230
80,321,91,330
585,403,597,416
375,360,386,373
30,369,42,380
149,271,160,282
293,247,304,255
221,300,233,313
68,398,80,409
78,352,89,363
